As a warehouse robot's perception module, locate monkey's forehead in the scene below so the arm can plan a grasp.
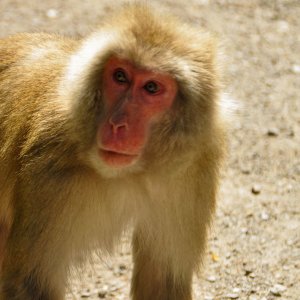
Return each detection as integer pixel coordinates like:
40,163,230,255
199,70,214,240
102,4,216,65
59,5,218,107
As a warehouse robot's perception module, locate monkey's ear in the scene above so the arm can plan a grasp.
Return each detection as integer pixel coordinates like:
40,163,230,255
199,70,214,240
59,30,120,108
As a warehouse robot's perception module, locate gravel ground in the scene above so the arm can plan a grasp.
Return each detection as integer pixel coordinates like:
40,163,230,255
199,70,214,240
0,0,299,299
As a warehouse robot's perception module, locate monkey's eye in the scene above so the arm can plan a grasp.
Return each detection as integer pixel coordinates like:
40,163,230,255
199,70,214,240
113,69,128,84
144,81,160,94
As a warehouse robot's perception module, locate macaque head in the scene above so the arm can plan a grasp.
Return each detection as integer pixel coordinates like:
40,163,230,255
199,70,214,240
64,5,219,176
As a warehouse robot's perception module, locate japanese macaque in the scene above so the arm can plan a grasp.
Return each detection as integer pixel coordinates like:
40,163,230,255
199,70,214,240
0,4,228,300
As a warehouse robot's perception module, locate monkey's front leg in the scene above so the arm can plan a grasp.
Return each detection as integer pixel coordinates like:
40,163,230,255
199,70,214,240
0,231,65,300
0,270,61,300
130,229,194,300
0,198,66,299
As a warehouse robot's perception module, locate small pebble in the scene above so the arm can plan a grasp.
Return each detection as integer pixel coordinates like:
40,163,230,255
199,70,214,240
98,291,106,298
81,291,91,298
198,0,210,5
277,20,289,33
211,252,219,262
241,167,251,175
244,267,253,276
241,227,248,234
292,65,300,74
227,293,239,299
267,127,279,137
261,212,269,221
251,184,261,195
119,263,127,270
287,128,295,137
110,283,122,292
98,286,108,298
270,284,287,296
207,275,217,282
46,9,58,18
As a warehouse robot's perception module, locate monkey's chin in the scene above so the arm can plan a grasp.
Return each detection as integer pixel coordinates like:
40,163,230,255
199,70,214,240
87,147,144,178
98,149,139,168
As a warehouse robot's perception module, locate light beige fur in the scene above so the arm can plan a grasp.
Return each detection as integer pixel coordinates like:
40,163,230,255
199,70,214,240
0,4,228,300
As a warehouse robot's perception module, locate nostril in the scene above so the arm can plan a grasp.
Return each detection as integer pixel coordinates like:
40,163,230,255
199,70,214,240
109,115,129,135
112,123,129,134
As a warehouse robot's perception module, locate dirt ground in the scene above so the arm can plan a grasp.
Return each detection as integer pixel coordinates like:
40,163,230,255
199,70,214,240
0,0,299,299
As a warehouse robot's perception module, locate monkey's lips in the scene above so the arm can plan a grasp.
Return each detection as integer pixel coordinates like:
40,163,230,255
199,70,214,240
99,149,139,167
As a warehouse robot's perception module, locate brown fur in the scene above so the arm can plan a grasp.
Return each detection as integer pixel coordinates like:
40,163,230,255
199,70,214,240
0,4,228,300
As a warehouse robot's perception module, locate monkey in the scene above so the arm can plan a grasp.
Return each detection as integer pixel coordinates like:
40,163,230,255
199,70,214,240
0,4,228,300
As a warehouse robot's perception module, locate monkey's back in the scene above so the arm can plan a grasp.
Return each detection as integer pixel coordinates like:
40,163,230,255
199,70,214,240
0,34,78,150
0,34,85,191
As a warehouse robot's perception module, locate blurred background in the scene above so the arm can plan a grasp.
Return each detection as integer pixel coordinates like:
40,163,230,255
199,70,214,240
0,0,299,299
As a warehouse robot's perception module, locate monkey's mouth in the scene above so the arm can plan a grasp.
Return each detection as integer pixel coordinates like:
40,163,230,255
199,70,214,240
99,149,139,167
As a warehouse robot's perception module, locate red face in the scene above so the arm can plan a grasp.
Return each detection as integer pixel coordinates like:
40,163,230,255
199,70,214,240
97,57,178,168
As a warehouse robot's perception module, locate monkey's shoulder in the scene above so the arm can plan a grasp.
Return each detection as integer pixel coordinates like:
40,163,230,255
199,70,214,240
0,33,78,72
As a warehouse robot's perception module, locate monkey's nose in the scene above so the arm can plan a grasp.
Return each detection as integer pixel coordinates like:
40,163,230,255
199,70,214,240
109,115,129,135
